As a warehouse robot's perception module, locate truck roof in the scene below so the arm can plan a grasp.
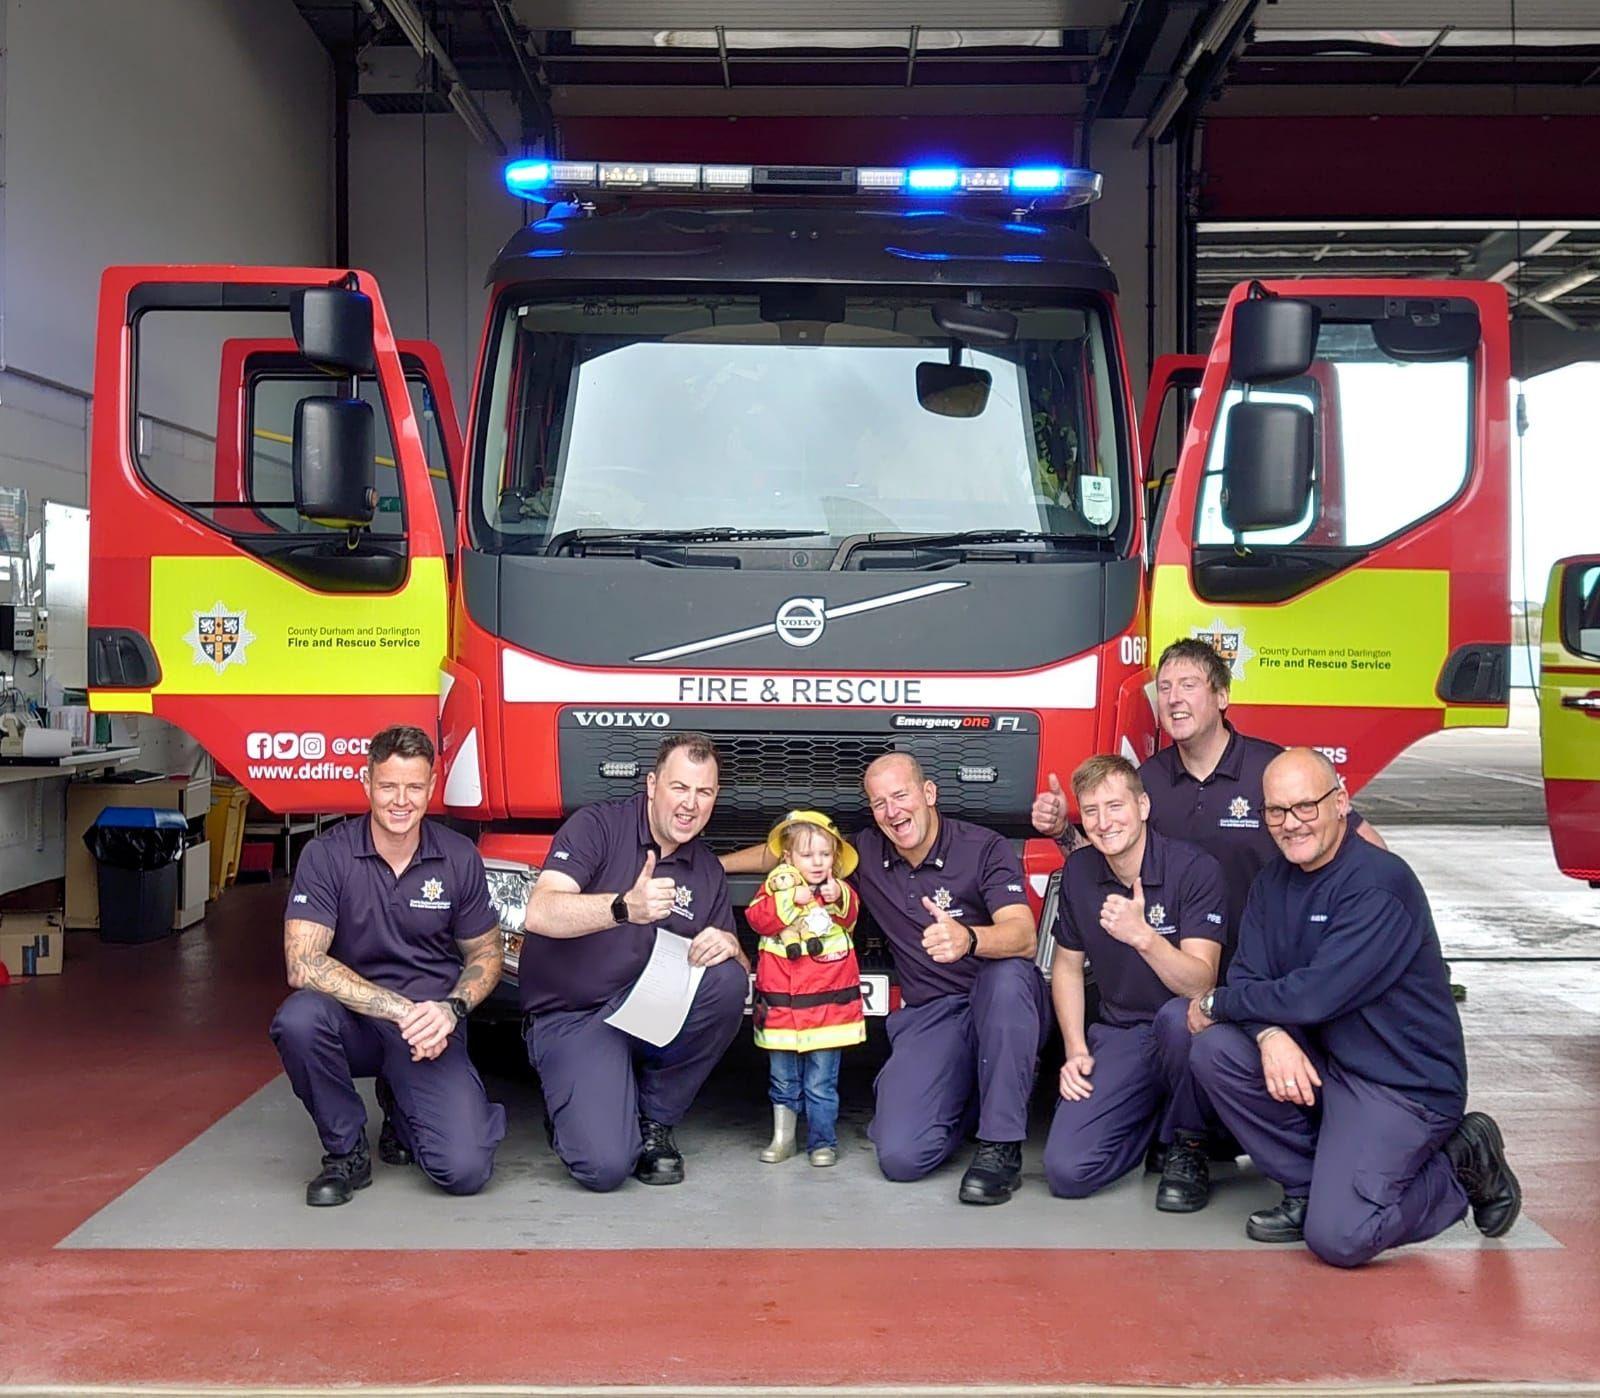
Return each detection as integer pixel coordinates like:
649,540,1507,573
488,203,1118,295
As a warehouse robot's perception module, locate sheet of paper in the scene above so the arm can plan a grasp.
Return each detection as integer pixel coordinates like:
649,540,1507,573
603,927,705,1048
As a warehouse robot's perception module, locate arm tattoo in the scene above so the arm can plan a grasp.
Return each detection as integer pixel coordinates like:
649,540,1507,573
451,927,504,1011
284,919,413,1022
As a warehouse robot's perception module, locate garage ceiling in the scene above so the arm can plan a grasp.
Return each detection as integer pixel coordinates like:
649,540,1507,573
292,2,1600,351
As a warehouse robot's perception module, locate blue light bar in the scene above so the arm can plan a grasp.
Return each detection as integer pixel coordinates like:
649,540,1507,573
1011,166,1066,192
500,158,1102,208
505,159,551,195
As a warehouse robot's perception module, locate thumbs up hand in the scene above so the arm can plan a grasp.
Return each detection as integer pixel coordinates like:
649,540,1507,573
1031,772,1069,838
623,850,677,924
920,895,975,964
1099,875,1153,950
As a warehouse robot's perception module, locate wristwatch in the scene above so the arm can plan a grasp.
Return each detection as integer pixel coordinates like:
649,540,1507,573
961,923,979,959
610,892,630,924
1198,990,1216,1020
446,996,470,1025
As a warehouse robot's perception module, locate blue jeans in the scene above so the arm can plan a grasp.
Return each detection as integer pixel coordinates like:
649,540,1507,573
768,1049,842,1150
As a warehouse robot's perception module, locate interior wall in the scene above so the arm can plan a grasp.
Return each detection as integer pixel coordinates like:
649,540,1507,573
346,97,528,410
0,0,335,836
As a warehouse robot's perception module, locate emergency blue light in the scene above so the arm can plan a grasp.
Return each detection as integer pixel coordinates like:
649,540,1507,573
1011,166,1066,192
505,159,551,195
500,158,1102,208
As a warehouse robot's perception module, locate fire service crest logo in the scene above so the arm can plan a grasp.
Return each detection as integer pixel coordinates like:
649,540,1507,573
185,602,256,675
1229,796,1251,820
1190,618,1256,680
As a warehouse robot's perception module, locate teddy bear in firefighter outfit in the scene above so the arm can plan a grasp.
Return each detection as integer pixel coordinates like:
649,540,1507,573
745,810,866,1166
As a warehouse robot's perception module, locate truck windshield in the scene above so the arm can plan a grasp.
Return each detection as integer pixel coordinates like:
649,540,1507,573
474,291,1126,555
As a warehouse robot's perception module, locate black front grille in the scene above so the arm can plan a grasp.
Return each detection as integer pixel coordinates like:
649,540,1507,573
559,715,1039,844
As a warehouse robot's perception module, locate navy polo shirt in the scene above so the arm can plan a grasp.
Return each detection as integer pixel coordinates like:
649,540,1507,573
1140,723,1364,936
1210,830,1466,1120
1053,829,1227,1028
852,815,1029,1007
285,816,495,1003
521,792,733,1016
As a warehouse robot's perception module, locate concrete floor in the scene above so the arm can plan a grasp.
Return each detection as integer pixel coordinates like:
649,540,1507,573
4,706,1599,1392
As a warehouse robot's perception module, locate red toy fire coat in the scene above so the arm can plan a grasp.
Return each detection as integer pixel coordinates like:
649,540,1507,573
747,866,866,1053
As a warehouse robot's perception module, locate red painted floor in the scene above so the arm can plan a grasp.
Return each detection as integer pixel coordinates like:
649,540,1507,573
3,879,1599,1390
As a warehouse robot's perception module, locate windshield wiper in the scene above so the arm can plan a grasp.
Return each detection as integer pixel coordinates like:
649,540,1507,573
545,527,825,556
832,529,1114,570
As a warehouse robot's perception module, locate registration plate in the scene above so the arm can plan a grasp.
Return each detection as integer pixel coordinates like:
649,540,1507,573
858,973,893,1016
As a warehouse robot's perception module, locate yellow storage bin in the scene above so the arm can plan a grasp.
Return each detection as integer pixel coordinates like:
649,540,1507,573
206,782,250,899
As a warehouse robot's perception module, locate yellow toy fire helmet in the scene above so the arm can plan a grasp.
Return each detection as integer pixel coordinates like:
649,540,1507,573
765,809,859,878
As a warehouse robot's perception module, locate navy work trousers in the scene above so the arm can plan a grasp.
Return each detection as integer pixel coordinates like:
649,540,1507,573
1042,995,1203,1198
868,957,1048,1181
1188,1023,1469,1267
525,958,747,1192
270,988,507,1195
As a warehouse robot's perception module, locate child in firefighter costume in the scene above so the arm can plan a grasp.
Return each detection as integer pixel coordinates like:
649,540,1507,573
746,810,866,1166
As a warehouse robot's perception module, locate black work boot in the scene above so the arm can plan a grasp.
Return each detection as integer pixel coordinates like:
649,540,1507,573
634,1116,685,1185
1246,1192,1308,1243
373,1077,414,1167
958,1139,1023,1205
1444,1111,1522,1238
1155,1132,1211,1213
306,1143,372,1207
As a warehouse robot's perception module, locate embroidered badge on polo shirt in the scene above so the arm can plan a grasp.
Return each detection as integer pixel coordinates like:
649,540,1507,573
1219,795,1261,830
672,885,696,921
410,877,451,911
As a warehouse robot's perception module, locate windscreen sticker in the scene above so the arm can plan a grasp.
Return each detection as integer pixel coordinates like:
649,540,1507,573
1080,475,1114,526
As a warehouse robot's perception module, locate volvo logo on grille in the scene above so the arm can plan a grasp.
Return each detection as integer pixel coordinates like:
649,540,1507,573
572,710,671,728
775,596,827,648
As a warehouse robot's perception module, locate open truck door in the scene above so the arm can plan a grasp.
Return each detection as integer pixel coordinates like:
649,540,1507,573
1150,279,1511,794
212,336,463,567
1540,555,1600,885
87,267,451,814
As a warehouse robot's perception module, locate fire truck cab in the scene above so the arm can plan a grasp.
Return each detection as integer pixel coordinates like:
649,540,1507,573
86,158,1520,988
1540,554,1600,885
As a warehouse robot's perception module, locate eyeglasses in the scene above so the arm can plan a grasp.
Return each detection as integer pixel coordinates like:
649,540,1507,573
1263,786,1340,826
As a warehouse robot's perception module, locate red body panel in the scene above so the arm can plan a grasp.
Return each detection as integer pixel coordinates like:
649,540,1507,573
1150,278,1512,795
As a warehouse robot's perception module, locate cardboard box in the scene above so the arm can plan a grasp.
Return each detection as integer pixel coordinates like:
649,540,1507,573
0,911,64,976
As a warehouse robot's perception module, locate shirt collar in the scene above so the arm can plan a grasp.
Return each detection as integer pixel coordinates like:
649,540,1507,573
879,811,952,871
352,815,443,865
632,790,695,865
1095,826,1167,890
1166,720,1245,787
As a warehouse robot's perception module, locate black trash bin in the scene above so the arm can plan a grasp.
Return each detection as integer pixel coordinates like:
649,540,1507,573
85,807,188,944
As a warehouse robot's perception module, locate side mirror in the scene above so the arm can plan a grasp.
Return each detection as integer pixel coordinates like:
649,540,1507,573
291,288,375,376
916,361,992,418
293,397,376,527
932,299,1018,345
1220,400,1313,532
1230,296,1319,385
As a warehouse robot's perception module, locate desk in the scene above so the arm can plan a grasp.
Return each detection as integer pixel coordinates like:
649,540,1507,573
0,747,141,785
0,749,141,895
